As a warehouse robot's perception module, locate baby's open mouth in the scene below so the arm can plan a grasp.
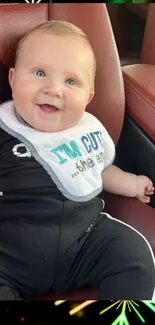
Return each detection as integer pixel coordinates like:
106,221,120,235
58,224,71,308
39,104,59,114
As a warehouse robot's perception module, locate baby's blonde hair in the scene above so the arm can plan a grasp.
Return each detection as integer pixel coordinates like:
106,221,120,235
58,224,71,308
15,20,97,78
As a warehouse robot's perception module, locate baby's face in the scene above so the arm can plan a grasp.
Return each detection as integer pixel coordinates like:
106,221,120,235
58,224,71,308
9,32,94,132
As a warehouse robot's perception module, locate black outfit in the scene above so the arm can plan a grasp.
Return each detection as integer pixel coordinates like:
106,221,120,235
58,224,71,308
0,127,154,299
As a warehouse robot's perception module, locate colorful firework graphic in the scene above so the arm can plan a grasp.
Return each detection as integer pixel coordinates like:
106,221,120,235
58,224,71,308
54,300,155,324
0,300,155,324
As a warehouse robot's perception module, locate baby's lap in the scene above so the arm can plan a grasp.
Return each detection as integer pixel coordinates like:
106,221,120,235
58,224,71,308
81,213,150,255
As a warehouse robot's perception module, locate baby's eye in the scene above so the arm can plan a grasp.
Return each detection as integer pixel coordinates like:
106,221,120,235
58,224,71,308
65,79,75,85
35,70,46,77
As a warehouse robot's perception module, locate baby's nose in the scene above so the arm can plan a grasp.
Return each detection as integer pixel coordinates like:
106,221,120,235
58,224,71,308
43,83,63,98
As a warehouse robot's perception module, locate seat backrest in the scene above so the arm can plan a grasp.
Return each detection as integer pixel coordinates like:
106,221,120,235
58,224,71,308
0,3,125,144
141,3,155,65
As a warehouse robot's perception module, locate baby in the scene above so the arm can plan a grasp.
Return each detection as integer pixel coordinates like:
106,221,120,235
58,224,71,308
0,20,154,300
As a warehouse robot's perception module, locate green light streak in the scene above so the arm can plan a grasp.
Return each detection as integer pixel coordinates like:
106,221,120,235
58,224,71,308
99,300,155,325
142,301,155,312
129,302,145,322
111,302,130,325
99,301,121,315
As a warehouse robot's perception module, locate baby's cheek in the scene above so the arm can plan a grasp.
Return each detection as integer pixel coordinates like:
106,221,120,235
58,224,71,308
74,105,85,119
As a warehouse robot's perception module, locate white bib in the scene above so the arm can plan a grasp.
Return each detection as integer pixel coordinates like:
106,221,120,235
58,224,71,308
0,100,115,202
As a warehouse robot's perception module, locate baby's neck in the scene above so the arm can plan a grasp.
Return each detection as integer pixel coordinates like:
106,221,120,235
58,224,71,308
14,106,31,128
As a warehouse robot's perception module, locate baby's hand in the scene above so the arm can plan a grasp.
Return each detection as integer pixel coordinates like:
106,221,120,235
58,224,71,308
136,175,154,204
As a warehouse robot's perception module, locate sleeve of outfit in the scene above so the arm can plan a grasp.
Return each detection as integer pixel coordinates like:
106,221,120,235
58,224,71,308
102,126,115,171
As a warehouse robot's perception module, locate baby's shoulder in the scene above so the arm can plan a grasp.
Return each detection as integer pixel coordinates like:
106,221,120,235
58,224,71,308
82,112,107,132
0,127,11,147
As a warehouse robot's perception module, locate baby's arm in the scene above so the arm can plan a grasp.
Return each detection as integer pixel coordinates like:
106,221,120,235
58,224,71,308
95,118,154,204
102,165,154,203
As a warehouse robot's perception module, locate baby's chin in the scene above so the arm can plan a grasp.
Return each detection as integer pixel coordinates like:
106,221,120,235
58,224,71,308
28,120,77,133
29,114,81,132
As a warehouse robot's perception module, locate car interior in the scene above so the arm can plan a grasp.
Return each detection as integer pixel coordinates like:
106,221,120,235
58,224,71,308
107,3,148,66
0,2,155,300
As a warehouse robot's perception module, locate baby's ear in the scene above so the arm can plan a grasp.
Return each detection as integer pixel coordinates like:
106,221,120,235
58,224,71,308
0,61,12,102
88,90,95,104
9,67,15,90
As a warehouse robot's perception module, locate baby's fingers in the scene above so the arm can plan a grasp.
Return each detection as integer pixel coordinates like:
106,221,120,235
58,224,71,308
148,184,154,191
143,196,151,204
145,190,154,196
145,188,154,195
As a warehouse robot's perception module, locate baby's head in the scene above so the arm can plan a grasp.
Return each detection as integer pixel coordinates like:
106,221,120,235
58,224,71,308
9,20,96,132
